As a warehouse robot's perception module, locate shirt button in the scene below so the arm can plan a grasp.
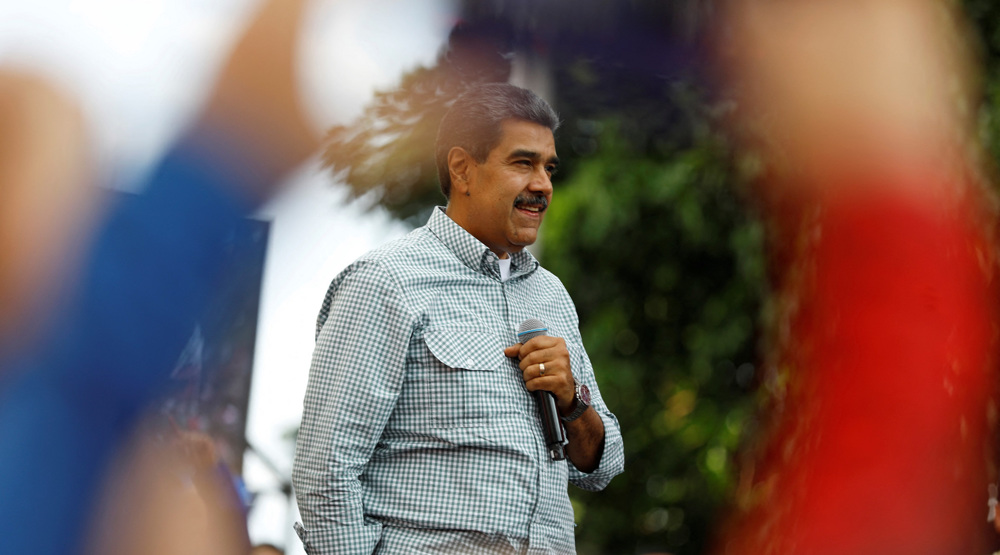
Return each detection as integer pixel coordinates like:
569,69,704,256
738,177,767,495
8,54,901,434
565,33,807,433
466,357,475,366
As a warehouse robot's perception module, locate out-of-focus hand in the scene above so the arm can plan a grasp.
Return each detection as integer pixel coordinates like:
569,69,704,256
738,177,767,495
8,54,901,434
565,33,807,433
719,0,978,197
0,70,97,343
199,0,321,201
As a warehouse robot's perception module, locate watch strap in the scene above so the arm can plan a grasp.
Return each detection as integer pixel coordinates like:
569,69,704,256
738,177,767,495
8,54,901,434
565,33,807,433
560,381,590,423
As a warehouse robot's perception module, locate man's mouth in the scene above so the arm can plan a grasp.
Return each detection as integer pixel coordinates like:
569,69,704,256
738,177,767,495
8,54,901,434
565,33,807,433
514,195,548,214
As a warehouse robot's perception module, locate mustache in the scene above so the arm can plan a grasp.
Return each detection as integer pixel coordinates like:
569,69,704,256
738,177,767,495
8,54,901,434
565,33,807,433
514,194,548,210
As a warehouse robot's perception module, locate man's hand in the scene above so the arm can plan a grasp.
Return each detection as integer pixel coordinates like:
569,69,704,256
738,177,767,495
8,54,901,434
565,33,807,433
505,336,605,472
504,336,575,415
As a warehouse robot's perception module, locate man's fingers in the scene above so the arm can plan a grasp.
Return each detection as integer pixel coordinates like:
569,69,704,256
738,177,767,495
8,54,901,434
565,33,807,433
523,372,575,410
521,360,569,382
503,344,522,358
523,376,547,392
505,336,559,359
519,346,565,370
523,375,564,393
518,335,558,354
503,335,569,360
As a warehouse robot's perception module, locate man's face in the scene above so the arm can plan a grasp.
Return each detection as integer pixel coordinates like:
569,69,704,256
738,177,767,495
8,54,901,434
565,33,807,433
462,119,559,258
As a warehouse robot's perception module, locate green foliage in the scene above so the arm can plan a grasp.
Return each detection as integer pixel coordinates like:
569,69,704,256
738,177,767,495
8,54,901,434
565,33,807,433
967,0,1000,171
540,113,765,554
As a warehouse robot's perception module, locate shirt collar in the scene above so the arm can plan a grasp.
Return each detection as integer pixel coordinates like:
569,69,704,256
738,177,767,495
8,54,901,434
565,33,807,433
426,206,539,280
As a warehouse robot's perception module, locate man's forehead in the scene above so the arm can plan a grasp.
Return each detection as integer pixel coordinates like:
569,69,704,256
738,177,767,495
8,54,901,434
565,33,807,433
494,119,557,156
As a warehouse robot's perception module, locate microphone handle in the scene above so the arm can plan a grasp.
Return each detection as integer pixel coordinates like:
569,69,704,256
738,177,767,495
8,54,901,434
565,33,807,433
535,390,566,461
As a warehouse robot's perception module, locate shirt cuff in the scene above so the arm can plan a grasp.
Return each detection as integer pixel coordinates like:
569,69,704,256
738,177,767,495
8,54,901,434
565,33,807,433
567,410,625,491
294,519,383,555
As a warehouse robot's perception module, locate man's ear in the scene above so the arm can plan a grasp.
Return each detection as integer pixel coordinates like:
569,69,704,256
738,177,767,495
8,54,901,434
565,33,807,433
447,147,474,197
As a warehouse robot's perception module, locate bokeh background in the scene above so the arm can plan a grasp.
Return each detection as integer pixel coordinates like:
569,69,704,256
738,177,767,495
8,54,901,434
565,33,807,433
5,0,1000,553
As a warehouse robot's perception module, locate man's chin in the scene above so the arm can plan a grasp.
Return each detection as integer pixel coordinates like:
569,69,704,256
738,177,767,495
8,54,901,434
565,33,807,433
506,237,537,252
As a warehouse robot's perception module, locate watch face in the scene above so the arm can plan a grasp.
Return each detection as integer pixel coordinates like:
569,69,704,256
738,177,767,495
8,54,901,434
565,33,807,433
579,383,591,405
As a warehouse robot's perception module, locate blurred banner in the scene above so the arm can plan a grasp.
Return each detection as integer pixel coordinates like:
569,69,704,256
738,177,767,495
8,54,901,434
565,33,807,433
160,215,270,476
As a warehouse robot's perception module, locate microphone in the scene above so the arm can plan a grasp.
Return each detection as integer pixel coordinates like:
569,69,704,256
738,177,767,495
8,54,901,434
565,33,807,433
517,318,566,461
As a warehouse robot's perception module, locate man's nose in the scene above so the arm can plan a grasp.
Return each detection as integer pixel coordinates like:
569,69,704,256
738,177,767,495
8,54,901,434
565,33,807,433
529,167,553,193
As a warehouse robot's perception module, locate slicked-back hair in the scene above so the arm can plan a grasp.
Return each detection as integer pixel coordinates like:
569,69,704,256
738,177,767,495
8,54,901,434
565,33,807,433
435,83,560,198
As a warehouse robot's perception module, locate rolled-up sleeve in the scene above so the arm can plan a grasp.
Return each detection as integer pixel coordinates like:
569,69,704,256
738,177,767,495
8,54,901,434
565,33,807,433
566,334,625,491
292,259,414,555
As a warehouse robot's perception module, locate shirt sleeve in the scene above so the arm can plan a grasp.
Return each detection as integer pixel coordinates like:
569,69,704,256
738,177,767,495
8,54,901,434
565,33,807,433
291,259,414,555
564,312,625,491
566,330,625,491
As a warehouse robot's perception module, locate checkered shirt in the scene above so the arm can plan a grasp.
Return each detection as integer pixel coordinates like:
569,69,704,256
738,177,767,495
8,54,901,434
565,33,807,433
292,207,625,555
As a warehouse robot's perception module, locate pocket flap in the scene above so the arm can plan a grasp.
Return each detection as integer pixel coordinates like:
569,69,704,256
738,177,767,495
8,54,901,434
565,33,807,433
423,329,503,371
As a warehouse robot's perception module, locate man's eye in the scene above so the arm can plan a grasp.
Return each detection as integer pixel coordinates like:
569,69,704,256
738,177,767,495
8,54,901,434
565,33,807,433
546,166,558,176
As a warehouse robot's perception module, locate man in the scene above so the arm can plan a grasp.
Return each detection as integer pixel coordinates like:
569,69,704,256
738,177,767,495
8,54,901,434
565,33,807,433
292,83,624,554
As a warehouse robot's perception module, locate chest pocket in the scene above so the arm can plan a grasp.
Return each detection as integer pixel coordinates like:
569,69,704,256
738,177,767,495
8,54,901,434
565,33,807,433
415,329,504,429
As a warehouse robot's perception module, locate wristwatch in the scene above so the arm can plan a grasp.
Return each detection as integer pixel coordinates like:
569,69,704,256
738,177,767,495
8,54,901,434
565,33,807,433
560,380,591,423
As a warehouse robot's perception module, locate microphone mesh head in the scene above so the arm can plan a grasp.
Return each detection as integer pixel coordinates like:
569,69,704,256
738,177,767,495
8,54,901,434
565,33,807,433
517,318,548,342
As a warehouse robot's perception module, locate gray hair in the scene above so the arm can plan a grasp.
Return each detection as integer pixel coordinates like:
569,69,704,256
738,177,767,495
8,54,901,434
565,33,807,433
435,83,560,198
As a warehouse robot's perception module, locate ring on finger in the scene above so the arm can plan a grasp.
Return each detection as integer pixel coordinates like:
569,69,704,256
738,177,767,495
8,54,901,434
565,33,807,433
539,363,546,376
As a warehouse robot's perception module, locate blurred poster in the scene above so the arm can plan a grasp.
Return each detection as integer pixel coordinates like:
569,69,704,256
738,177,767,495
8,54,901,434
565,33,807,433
160,217,270,475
